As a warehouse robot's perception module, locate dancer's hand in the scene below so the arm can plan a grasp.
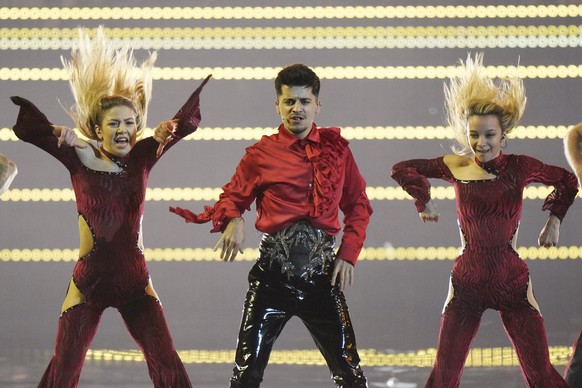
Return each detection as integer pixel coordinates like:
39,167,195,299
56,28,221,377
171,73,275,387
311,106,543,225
538,214,560,247
52,125,87,149
0,153,17,196
154,120,178,158
214,217,245,262
331,258,354,292
419,199,439,222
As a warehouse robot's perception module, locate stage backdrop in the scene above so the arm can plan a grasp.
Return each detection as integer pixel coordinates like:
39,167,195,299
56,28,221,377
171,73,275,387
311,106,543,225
0,0,581,385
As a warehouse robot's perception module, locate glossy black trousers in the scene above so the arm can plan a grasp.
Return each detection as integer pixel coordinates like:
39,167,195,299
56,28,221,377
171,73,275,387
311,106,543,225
229,249,367,387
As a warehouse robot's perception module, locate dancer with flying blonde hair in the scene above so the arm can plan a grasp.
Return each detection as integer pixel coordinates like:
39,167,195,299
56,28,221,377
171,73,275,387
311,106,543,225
11,27,209,387
391,53,575,387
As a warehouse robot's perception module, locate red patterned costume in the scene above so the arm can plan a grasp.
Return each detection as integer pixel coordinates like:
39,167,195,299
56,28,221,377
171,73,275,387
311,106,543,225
11,78,207,387
565,329,582,386
391,153,577,388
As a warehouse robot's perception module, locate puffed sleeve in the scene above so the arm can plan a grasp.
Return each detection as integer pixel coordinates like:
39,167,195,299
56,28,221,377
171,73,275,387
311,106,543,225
10,96,78,171
141,75,211,167
520,155,578,222
390,157,451,213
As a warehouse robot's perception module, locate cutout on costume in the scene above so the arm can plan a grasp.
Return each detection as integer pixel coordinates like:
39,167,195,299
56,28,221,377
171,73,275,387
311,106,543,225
526,277,541,314
509,224,520,252
137,215,144,252
78,214,95,258
60,276,86,315
442,277,455,314
145,277,161,304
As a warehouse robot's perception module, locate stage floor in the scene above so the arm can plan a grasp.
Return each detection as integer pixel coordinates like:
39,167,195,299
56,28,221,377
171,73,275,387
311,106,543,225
0,348,568,388
0,360,565,388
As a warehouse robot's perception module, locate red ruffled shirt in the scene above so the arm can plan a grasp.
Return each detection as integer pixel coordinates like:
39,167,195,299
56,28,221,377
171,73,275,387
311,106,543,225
171,123,372,265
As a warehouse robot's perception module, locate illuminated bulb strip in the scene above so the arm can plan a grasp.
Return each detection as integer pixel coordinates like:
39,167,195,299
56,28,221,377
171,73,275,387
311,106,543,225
0,25,581,51
2,245,582,263
0,126,573,142
1,65,582,81
2,36,580,51
1,5,581,21
82,346,571,366
1,25,580,39
1,186,576,203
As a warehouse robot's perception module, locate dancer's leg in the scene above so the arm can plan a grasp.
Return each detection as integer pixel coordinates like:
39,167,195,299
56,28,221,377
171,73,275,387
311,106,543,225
119,294,192,388
500,280,568,387
425,295,483,388
229,280,292,388
565,329,582,386
299,287,367,387
38,302,103,388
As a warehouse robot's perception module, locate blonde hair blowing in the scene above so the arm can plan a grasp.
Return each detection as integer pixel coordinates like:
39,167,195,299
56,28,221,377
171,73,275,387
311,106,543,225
62,26,156,140
444,53,526,155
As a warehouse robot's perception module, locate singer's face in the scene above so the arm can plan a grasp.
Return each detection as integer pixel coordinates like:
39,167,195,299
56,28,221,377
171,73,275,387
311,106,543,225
275,85,320,139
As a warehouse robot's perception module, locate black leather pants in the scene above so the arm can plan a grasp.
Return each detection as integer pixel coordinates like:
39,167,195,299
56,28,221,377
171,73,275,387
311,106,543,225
229,224,367,388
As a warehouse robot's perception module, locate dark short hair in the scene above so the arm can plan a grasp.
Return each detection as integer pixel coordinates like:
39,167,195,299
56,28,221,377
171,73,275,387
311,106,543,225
275,64,320,97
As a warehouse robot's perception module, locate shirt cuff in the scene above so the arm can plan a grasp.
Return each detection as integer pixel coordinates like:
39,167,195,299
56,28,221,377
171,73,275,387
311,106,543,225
336,243,360,266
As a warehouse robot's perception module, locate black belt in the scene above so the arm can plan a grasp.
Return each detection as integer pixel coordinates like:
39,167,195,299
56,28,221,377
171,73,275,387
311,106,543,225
258,221,335,279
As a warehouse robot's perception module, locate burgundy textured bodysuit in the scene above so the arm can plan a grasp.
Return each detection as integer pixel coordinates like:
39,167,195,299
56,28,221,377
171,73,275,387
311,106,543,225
10,76,208,387
391,153,577,388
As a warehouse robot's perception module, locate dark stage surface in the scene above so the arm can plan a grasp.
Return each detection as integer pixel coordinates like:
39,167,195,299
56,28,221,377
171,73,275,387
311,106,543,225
0,359,568,388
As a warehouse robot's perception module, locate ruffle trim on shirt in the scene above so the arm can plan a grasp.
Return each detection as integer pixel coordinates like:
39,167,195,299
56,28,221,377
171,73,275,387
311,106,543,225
308,128,348,217
169,126,349,229
170,205,237,233
170,205,213,223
